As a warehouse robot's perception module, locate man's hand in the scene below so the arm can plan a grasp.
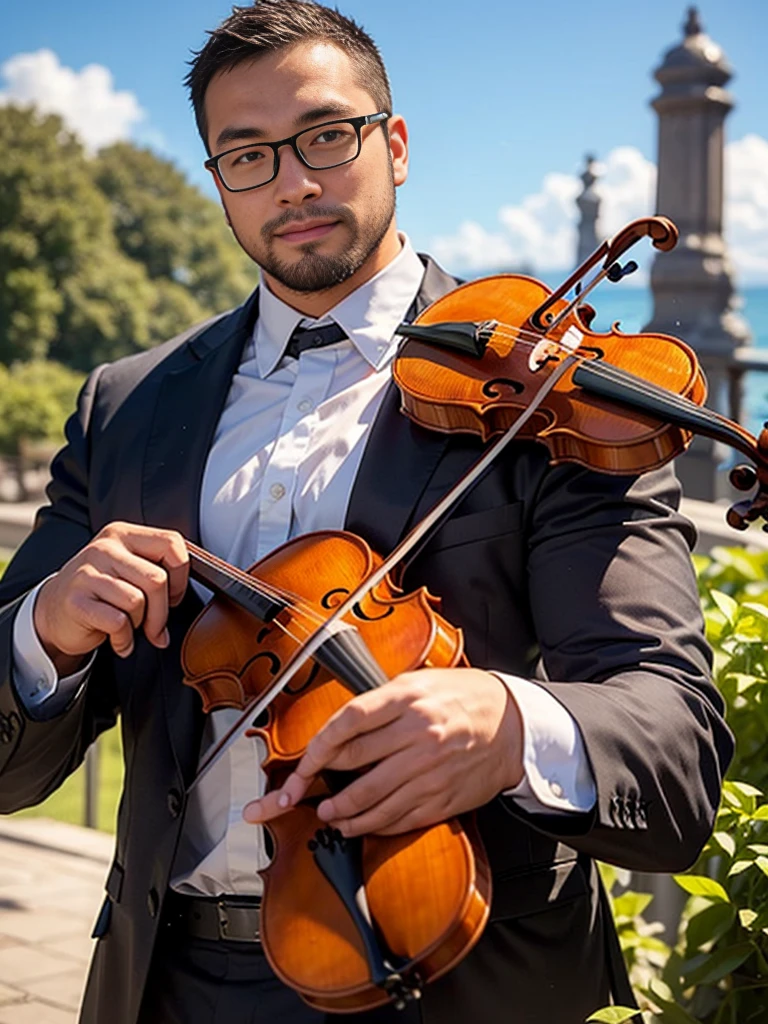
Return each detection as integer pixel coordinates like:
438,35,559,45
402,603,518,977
34,522,189,675
243,667,525,836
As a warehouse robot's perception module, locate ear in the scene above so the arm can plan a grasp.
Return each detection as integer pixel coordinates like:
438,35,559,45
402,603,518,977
387,114,409,188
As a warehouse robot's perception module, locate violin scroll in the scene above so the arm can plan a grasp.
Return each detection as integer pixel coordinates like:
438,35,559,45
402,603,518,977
604,216,678,266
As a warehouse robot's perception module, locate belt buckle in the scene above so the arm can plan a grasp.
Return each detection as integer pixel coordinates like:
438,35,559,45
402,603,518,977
216,898,260,943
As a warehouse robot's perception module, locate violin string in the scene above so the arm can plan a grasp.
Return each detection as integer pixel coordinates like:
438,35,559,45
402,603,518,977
578,358,706,418
188,546,332,648
189,548,333,634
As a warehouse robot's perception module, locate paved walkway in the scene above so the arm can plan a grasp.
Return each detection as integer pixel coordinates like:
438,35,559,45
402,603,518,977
0,817,112,1023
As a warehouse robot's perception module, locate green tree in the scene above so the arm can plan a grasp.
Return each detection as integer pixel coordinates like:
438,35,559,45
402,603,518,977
0,105,255,371
92,142,255,317
0,359,85,456
0,106,155,368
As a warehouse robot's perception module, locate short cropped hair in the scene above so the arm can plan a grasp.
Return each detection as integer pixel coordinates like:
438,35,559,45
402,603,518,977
185,0,393,151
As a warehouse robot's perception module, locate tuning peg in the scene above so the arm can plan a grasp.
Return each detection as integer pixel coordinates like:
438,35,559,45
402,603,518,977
726,503,751,531
606,260,639,283
730,464,758,492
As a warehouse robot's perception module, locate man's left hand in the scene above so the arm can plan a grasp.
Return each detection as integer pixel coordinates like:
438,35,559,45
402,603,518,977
243,668,524,837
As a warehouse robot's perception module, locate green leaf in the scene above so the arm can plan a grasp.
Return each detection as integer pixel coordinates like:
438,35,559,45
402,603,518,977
711,831,736,858
722,780,763,813
586,1009,642,1023
726,672,761,694
728,859,754,876
740,908,758,929
741,601,768,620
645,979,703,1024
711,590,739,624
748,843,768,854
684,902,736,952
755,855,768,877
751,805,768,820
613,891,654,921
683,941,753,985
673,875,729,902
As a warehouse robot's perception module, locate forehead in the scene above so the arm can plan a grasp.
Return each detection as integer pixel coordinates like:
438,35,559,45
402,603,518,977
204,41,375,142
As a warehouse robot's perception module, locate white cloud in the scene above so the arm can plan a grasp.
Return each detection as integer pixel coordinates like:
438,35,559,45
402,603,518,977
726,134,768,284
0,49,144,152
431,136,768,285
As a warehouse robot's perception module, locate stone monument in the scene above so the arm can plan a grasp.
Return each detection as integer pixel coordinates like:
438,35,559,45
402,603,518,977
645,6,751,501
575,154,602,267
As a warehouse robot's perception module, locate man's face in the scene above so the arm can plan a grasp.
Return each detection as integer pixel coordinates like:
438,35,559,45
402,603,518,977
203,42,408,295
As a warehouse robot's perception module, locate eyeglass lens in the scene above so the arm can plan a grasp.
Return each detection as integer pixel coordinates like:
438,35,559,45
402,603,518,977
217,121,361,190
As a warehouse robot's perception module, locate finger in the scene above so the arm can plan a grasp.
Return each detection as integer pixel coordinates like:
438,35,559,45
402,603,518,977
245,719,390,819
245,691,414,823
69,590,137,658
88,572,148,632
243,789,292,824
98,523,189,608
316,745,419,823
299,689,406,779
329,775,449,838
92,546,171,647
245,741,423,827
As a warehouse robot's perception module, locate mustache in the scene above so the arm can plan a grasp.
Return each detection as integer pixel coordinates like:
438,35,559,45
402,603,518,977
261,205,354,242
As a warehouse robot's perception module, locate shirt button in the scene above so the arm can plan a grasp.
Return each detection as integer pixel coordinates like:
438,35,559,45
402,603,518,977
550,781,564,799
297,399,313,413
269,483,286,501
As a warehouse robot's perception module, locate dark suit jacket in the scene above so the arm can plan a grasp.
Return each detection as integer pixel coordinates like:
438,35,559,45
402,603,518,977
0,257,733,1024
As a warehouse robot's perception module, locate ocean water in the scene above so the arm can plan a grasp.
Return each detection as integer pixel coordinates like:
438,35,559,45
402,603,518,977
586,287,768,439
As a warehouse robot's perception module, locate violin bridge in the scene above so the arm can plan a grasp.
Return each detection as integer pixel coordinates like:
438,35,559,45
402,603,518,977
528,324,584,372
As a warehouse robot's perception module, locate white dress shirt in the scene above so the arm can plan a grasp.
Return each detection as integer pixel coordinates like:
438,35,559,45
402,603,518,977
12,235,596,897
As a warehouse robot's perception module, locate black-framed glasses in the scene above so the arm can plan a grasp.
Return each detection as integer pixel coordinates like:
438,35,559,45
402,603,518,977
205,112,390,193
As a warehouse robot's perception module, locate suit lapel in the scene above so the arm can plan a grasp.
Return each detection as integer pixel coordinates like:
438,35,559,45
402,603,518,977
141,291,258,773
141,291,259,543
345,255,460,555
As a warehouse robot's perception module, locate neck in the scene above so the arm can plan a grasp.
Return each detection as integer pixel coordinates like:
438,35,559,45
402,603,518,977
261,222,403,317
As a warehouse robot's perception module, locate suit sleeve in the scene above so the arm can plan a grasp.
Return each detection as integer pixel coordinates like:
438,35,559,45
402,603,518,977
0,366,119,813
498,460,734,873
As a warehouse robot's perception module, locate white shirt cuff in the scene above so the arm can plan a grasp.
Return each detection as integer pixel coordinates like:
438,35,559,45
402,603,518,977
12,580,94,719
492,673,597,814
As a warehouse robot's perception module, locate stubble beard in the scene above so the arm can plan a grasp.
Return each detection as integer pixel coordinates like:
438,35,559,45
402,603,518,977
233,186,397,294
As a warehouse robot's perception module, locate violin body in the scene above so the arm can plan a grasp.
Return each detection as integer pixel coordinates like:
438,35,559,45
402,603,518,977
182,530,491,1012
394,274,708,475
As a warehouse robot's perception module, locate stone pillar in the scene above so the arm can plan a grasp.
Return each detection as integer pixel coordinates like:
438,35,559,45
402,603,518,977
576,155,601,267
645,7,751,500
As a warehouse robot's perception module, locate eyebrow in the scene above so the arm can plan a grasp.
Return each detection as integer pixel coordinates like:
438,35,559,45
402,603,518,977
214,104,358,152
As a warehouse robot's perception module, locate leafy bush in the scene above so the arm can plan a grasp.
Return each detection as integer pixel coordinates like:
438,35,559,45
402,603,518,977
593,546,768,1024
0,360,85,457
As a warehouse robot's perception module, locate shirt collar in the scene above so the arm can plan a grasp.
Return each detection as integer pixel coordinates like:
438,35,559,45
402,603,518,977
253,234,426,377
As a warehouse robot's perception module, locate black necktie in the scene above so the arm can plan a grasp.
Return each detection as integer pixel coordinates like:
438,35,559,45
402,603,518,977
284,321,347,360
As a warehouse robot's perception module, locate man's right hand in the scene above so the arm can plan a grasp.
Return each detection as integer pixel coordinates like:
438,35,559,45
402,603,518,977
34,522,189,676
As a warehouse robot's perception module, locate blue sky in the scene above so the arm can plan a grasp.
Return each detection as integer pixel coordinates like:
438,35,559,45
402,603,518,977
1,0,767,282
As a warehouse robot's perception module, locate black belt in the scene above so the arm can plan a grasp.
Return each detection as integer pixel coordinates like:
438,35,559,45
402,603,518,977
164,891,262,943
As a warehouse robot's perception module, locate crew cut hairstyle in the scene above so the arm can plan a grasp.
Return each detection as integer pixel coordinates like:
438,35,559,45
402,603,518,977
186,0,393,152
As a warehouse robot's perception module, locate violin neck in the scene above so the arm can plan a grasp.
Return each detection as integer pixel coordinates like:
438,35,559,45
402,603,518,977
572,359,758,464
187,543,285,622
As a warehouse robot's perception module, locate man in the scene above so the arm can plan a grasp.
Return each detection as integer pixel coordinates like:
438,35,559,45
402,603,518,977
0,2,732,1023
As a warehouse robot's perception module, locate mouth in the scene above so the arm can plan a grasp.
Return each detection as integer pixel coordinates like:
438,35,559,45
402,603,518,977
273,220,340,245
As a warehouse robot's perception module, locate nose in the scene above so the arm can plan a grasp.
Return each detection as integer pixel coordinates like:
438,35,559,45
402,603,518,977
272,144,322,207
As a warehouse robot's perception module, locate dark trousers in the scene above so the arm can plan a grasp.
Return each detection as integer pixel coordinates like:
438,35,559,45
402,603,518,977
138,926,421,1024
138,887,611,1024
